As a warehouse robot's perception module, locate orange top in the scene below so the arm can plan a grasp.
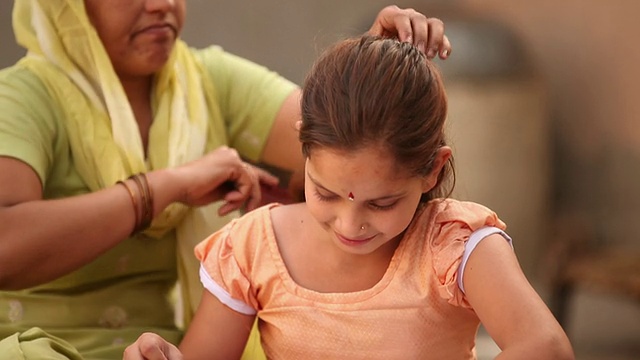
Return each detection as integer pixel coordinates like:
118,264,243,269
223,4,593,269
196,199,506,359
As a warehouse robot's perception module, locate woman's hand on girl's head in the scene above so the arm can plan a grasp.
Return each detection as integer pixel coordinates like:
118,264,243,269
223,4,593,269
368,5,452,60
123,332,183,360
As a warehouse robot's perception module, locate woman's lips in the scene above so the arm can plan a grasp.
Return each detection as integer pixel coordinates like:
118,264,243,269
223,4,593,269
134,24,177,39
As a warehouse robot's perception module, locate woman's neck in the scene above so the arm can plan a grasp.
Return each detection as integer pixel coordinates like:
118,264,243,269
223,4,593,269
120,76,154,153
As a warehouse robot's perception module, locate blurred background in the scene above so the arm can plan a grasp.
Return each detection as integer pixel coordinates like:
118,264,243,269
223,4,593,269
1,1,639,359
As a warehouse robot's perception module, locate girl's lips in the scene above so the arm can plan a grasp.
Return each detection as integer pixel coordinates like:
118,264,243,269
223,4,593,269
335,233,376,246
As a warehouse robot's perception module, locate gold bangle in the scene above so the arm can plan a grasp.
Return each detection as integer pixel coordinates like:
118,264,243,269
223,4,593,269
140,173,154,225
129,175,147,228
116,180,141,236
129,173,153,232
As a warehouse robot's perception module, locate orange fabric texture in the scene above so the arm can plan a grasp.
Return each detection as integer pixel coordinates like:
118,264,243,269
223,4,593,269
195,199,506,359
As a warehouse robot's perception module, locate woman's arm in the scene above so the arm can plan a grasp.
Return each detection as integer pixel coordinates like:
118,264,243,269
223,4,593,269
463,234,575,359
0,156,137,289
0,147,260,290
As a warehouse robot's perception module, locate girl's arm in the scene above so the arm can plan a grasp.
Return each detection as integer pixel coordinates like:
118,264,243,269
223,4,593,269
124,291,256,360
463,234,575,360
180,291,256,360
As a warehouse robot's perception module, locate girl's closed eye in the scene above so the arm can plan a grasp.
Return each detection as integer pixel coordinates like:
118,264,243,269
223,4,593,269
314,189,338,202
313,185,400,210
368,200,398,211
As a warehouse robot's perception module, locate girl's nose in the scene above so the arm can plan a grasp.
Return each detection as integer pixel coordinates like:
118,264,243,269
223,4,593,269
336,208,367,237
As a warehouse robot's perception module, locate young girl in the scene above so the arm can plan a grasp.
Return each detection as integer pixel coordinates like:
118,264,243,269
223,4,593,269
125,35,574,360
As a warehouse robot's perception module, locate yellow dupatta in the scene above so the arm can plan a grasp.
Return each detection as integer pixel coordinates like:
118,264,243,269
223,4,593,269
11,0,238,329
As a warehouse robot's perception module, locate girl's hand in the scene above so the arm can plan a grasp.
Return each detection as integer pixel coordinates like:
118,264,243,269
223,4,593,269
123,332,182,360
368,5,452,60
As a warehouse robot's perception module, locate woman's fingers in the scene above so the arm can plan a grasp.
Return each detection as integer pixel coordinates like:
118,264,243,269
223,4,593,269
175,146,288,213
440,35,452,59
369,6,413,41
234,163,262,212
216,162,263,215
425,17,445,59
368,5,452,59
251,165,280,188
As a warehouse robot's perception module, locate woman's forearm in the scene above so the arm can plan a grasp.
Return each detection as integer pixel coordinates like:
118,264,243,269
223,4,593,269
0,168,182,290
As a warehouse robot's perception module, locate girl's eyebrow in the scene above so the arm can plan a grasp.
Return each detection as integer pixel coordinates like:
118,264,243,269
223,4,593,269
307,171,407,201
307,171,337,194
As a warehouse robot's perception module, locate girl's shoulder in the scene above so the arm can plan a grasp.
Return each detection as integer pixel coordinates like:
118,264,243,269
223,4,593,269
420,198,505,231
269,202,312,239
218,202,310,256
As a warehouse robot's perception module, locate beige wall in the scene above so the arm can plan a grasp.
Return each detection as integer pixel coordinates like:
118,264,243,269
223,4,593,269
463,1,640,247
2,1,639,277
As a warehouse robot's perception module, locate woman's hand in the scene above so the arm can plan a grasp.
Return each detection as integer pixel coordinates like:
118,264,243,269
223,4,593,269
368,5,451,60
168,146,266,215
123,333,182,360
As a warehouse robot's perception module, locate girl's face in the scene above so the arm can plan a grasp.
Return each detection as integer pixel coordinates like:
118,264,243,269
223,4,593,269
84,0,186,79
305,145,440,256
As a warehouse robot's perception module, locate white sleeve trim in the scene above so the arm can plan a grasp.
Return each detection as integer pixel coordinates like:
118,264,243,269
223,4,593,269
457,226,513,294
199,264,257,315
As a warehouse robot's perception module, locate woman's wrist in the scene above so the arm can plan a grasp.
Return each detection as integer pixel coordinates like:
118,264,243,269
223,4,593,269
129,173,154,232
144,168,184,218
116,173,155,235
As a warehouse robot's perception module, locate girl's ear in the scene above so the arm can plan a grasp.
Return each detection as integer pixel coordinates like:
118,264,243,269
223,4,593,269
421,146,452,192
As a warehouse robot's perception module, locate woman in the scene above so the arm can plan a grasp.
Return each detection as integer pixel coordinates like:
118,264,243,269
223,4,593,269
0,0,451,358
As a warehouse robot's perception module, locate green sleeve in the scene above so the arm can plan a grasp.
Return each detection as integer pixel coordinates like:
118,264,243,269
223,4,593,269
0,65,60,184
193,46,298,162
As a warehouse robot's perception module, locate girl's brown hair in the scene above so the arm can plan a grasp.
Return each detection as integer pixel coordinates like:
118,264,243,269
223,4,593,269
300,35,454,200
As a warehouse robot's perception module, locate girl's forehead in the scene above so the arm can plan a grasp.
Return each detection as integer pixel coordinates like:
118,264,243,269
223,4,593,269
310,146,392,170
312,145,391,162
307,147,414,186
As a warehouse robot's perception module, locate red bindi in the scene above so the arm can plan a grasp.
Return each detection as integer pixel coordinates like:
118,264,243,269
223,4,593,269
348,192,355,201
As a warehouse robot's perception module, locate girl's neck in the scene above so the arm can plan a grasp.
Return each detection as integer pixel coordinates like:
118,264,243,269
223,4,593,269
273,204,403,293
311,232,402,293
325,233,401,270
